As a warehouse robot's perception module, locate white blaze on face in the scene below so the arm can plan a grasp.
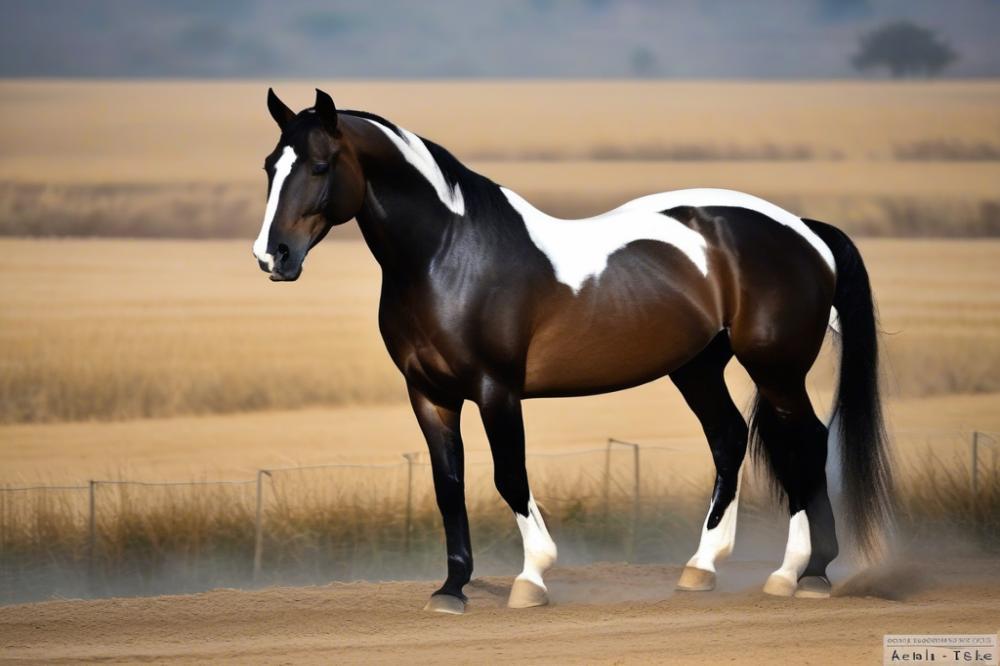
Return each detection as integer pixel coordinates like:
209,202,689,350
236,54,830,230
253,145,298,271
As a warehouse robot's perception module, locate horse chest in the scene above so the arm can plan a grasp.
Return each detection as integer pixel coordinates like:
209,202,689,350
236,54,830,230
378,289,506,392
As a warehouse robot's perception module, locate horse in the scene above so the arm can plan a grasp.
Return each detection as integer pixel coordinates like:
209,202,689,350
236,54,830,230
253,88,893,613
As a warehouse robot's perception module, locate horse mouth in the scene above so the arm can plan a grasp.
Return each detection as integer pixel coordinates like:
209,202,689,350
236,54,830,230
268,268,301,282
267,265,302,282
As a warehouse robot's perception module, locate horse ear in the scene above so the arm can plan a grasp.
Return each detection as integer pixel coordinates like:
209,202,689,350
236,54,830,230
314,88,338,134
267,88,295,131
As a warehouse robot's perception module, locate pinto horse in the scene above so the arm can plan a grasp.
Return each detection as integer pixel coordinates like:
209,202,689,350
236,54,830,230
253,89,893,613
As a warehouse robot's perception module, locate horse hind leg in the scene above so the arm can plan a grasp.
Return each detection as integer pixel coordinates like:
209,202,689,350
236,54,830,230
743,378,838,599
670,332,749,592
727,275,838,598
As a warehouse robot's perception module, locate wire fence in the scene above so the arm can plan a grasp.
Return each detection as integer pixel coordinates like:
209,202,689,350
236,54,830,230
0,430,997,604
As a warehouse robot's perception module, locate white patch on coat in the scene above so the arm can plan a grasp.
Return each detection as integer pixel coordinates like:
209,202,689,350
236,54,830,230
687,473,742,573
253,145,298,270
828,306,841,334
619,188,836,272
361,119,465,216
770,510,812,587
514,495,557,590
501,187,709,294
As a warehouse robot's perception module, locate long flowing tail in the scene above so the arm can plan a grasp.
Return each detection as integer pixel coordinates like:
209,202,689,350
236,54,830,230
804,218,894,556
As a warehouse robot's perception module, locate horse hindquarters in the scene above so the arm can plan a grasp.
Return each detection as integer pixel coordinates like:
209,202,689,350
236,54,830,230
726,224,838,596
728,218,890,596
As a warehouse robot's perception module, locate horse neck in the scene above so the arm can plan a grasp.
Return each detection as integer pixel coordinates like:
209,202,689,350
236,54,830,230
347,118,504,280
352,178,448,277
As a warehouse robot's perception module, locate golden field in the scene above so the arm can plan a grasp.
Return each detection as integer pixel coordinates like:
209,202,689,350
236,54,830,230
1,237,998,484
1,81,999,614
4,80,1000,181
1,80,999,236
0,79,996,536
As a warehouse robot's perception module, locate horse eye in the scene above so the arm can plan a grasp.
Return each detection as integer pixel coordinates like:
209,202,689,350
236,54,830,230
312,162,330,175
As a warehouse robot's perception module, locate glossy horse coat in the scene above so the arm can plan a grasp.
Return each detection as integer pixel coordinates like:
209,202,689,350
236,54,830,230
254,89,893,611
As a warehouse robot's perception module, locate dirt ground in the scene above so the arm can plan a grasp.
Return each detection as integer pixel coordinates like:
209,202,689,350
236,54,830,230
2,559,998,664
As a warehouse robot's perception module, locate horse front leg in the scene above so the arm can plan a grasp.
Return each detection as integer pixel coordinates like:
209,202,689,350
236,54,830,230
408,383,472,614
478,381,557,608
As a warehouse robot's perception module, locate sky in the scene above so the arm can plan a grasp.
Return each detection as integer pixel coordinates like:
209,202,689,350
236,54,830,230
2,0,999,78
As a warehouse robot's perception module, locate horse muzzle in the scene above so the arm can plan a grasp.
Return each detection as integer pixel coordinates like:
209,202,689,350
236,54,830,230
253,244,303,282
268,265,302,282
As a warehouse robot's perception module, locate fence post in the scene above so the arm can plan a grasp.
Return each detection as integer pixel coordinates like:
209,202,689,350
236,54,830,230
253,470,270,582
0,485,6,561
87,480,97,576
603,439,612,525
630,444,641,561
608,439,641,561
993,443,998,491
971,431,979,496
402,453,417,556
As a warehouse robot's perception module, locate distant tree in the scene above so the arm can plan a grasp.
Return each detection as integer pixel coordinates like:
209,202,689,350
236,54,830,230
852,21,958,78
629,47,658,77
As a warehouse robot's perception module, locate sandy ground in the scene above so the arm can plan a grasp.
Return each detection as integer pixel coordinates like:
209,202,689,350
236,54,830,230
2,560,998,664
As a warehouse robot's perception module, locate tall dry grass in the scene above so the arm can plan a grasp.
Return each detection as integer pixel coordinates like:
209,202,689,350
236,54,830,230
3,179,998,240
2,436,996,604
0,317,404,423
1,238,998,425
894,431,1000,550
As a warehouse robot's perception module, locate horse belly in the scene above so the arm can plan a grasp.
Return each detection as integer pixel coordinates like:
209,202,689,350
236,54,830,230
522,280,719,397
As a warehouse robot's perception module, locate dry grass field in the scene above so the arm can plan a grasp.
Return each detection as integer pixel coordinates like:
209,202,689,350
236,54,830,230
4,80,1000,181
1,237,998,435
1,80,999,661
1,80,999,236
1,236,998,606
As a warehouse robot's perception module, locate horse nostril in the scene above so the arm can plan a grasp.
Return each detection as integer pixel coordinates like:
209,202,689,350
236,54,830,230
276,243,290,263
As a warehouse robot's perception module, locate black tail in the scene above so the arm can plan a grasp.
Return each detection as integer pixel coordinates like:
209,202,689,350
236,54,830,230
804,219,894,555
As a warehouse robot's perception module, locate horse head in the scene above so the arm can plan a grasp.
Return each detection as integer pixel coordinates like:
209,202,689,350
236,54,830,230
253,88,365,281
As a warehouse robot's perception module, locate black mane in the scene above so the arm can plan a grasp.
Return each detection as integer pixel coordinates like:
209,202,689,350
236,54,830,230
340,109,405,139
340,109,510,221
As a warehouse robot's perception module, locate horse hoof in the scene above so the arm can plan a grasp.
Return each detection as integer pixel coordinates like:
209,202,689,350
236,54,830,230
676,566,716,591
763,573,797,597
794,576,832,599
424,594,466,614
508,578,549,608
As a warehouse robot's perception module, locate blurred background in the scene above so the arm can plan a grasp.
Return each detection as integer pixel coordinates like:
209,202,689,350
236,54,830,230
3,0,999,78
0,1,998,603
